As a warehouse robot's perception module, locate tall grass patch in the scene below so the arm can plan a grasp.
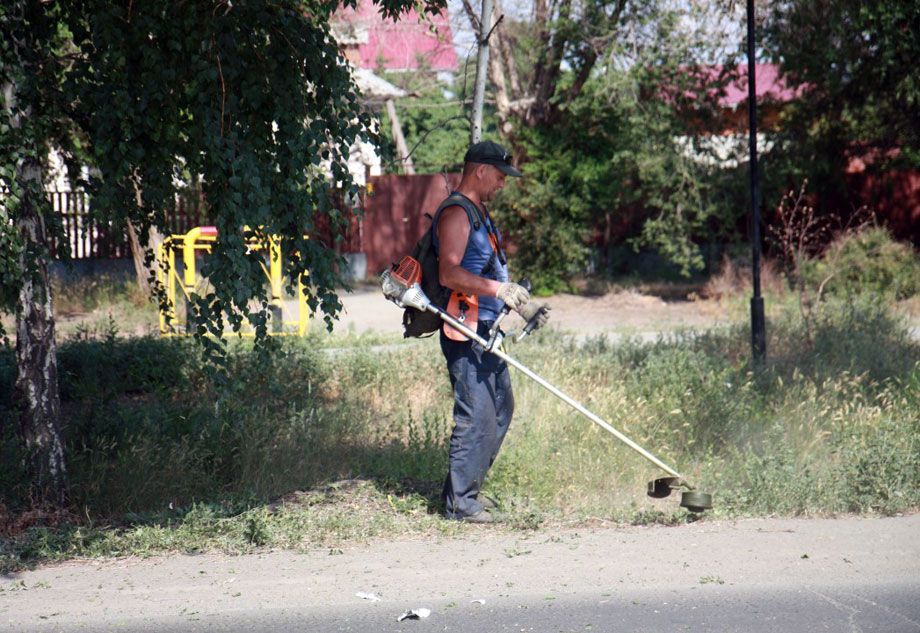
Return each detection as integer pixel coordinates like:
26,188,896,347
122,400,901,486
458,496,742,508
2,290,918,569
468,303,919,521
2,333,367,518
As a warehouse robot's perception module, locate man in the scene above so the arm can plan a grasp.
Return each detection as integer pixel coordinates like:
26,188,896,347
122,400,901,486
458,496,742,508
434,140,549,523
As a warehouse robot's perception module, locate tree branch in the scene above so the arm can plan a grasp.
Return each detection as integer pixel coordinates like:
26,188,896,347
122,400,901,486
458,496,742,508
460,0,480,34
385,113,470,171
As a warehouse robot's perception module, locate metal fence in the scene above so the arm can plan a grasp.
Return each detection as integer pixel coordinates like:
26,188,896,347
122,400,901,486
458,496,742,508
48,190,209,260
49,190,129,259
47,188,374,263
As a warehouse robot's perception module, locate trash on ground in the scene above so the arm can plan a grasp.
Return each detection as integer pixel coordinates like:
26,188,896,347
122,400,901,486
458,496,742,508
356,592,381,601
397,607,431,621
471,599,486,605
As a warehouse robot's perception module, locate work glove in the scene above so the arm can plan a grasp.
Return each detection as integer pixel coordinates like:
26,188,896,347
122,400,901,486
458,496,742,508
519,301,551,330
496,281,530,311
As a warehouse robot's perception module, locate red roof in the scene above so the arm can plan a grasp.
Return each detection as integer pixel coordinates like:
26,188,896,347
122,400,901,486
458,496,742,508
334,0,458,72
713,64,806,106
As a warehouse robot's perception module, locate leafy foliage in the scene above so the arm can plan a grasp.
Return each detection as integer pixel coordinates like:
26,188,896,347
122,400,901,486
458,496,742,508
491,4,743,289
0,0,447,500
761,0,920,202
0,2,72,337
1,0,447,348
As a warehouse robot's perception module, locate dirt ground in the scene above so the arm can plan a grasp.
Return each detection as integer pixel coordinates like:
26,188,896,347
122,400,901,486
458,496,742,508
0,283,732,343
8,282,918,345
334,285,732,337
3,514,919,632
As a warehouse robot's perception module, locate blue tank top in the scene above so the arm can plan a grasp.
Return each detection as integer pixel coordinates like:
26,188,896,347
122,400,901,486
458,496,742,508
432,192,510,322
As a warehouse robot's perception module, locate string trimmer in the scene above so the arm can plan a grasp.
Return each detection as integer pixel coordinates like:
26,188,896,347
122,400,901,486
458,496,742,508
381,256,713,514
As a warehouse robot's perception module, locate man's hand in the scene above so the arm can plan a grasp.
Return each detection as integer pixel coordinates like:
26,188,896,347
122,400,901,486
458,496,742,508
496,282,530,310
519,301,550,330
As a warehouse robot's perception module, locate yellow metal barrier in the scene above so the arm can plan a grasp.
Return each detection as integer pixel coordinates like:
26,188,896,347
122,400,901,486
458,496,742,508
157,226,310,337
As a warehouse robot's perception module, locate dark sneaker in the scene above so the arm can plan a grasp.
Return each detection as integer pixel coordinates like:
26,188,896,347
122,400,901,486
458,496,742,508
461,510,494,524
476,493,499,510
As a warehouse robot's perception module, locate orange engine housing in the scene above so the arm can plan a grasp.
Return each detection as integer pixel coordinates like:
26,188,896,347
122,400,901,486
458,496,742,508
392,256,422,287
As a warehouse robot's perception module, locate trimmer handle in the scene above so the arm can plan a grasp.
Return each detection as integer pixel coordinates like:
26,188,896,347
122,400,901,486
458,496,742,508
520,305,548,337
488,278,531,348
497,277,532,317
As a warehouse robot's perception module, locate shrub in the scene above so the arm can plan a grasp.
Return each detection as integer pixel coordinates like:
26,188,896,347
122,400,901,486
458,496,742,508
803,226,920,300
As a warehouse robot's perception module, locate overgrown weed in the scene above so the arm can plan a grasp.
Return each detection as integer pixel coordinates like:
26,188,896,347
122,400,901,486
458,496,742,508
52,274,158,338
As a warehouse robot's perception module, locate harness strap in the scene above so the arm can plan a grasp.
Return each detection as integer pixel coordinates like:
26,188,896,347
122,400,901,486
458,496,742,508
436,192,506,278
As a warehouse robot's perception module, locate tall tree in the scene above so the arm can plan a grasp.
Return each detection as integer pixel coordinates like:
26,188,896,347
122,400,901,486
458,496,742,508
761,0,920,196
1,2,69,505
457,0,742,287
461,0,628,141
0,0,445,504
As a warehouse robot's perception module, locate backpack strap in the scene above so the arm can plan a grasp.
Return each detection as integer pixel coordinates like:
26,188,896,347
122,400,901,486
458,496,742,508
452,191,508,269
434,192,506,277
481,247,498,279
435,192,482,232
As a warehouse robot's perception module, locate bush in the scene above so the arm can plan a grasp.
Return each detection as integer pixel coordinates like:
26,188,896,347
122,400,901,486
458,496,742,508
803,226,920,300
494,177,591,294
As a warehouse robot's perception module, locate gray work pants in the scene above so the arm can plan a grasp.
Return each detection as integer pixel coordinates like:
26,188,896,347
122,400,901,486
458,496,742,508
440,321,514,519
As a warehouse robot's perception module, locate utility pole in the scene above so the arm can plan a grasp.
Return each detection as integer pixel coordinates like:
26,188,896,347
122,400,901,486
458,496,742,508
747,0,766,362
470,0,493,144
385,99,415,175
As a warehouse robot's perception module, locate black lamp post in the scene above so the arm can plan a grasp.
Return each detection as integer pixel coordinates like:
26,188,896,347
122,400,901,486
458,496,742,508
747,0,766,362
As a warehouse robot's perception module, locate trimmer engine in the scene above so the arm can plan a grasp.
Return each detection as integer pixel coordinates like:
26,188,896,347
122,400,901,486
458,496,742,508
381,256,431,311
392,256,422,287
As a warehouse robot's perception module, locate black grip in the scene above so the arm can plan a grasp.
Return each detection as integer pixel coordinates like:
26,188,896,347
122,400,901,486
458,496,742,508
522,306,546,335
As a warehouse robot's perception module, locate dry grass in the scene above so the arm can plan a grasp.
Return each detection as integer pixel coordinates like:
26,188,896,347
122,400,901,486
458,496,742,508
0,502,81,540
700,255,787,301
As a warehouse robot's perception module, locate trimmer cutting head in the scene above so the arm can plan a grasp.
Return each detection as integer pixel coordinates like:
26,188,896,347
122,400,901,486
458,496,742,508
647,477,713,513
381,256,430,311
680,490,713,513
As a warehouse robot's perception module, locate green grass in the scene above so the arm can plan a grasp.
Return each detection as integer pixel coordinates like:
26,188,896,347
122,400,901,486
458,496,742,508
1,291,919,573
53,275,159,339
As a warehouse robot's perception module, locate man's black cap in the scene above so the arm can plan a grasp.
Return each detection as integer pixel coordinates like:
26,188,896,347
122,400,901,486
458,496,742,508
464,140,522,177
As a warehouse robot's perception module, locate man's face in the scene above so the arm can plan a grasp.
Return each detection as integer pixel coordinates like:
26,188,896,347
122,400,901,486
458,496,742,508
479,165,507,202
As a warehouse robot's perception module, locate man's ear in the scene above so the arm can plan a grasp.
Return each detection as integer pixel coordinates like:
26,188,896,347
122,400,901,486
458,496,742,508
474,163,492,181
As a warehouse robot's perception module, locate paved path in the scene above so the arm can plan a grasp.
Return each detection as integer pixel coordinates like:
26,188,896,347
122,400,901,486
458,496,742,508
329,286,730,336
331,288,920,342
3,514,919,632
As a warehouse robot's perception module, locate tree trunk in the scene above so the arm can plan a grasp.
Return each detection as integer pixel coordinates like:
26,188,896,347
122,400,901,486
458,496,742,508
126,220,163,295
385,99,415,175
470,0,494,144
4,7,67,505
13,160,66,507
126,176,164,295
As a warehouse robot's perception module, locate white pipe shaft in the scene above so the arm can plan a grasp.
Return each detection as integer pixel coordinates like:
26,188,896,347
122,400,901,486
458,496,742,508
430,305,683,479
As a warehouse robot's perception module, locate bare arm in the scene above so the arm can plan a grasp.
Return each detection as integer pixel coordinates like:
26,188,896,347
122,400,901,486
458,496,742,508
436,205,502,298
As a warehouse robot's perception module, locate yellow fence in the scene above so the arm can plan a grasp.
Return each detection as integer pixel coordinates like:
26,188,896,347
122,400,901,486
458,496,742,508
157,226,309,337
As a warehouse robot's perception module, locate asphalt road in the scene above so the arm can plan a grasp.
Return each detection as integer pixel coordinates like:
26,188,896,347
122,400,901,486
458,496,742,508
4,514,919,633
